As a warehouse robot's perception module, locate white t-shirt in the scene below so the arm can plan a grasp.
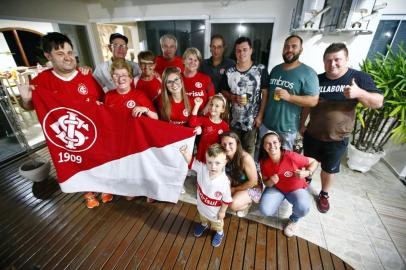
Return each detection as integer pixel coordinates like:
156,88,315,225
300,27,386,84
192,160,232,222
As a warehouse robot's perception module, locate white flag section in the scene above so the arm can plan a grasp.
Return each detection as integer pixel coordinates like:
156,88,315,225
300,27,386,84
59,136,195,203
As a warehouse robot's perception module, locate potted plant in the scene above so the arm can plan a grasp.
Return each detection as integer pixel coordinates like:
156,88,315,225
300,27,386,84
348,44,406,172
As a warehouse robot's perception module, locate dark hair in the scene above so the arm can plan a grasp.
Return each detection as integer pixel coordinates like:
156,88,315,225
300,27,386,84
284,34,303,46
258,131,285,161
138,50,155,63
109,33,128,44
219,131,245,185
41,32,73,53
323,43,349,58
210,34,226,47
234,36,252,49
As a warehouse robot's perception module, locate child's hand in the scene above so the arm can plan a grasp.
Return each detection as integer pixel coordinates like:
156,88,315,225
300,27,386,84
218,211,226,220
194,126,202,135
194,97,203,107
179,145,188,154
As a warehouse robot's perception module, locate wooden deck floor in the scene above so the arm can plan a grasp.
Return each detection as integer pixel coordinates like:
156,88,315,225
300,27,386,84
0,147,354,270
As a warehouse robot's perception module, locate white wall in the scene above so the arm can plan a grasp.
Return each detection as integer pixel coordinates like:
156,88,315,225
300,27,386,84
84,0,406,73
0,0,89,23
1,0,405,73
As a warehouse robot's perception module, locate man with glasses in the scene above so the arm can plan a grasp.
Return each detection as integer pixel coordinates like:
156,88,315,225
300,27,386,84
93,33,141,92
155,34,184,76
200,34,235,93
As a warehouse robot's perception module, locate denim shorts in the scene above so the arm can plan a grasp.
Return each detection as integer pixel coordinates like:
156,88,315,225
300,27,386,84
303,132,349,174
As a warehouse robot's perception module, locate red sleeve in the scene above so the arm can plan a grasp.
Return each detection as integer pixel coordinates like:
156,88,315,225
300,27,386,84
136,91,157,113
260,159,271,179
86,73,104,101
103,91,112,105
288,151,310,169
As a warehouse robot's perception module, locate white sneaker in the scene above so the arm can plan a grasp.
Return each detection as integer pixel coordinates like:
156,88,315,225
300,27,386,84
236,207,250,217
181,187,186,194
284,220,298,237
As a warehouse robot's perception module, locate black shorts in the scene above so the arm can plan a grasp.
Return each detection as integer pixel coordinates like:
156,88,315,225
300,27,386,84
303,132,349,174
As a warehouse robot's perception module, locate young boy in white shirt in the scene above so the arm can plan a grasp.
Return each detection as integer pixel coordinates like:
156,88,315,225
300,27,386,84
180,143,232,247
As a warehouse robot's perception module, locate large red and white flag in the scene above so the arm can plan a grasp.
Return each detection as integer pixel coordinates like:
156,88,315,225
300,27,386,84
32,84,195,203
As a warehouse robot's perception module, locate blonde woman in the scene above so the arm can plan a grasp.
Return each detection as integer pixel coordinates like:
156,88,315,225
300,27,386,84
182,47,215,114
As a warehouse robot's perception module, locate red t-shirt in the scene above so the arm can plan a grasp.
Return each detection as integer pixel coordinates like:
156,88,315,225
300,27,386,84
183,72,215,111
134,77,161,101
157,96,194,126
260,151,309,193
104,88,156,115
189,115,229,163
155,55,184,76
31,69,104,104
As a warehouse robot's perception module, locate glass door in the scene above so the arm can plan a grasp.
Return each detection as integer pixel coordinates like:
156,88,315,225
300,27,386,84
0,77,27,164
0,73,45,165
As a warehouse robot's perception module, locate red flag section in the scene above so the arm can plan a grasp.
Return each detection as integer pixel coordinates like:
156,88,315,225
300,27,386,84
32,76,195,203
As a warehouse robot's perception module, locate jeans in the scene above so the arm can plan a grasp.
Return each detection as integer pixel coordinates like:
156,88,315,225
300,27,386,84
231,127,258,157
259,187,310,222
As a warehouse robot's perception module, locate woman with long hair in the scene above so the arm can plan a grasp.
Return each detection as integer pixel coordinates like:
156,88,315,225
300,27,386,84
220,131,262,217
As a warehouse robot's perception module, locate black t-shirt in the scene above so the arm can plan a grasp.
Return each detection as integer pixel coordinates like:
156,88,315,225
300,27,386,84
307,68,381,141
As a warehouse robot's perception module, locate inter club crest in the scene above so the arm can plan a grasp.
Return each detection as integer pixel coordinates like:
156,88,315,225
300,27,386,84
43,107,97,152
126,100,136,108
77,83,88,95
195,82,202,88
284,171,293,177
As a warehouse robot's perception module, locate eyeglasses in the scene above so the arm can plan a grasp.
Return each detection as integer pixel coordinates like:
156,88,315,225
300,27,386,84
166,77,181,85
112,74,130,80
111,44,128,49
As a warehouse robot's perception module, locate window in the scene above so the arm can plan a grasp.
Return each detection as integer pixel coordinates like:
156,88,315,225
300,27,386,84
143,20,205,57
367,19,406,59
211,22,273,67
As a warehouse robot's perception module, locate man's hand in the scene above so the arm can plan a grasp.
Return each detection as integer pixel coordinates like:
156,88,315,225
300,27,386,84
15,74,35,101
276,88,291,102
78,66,93,75
254,115,263,128
344,78,363,99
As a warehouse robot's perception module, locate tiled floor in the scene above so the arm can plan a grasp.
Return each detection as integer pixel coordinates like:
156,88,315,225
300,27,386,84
180,159,406,270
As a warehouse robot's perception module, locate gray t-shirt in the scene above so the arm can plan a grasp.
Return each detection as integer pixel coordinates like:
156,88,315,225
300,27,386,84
93,59,141,92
